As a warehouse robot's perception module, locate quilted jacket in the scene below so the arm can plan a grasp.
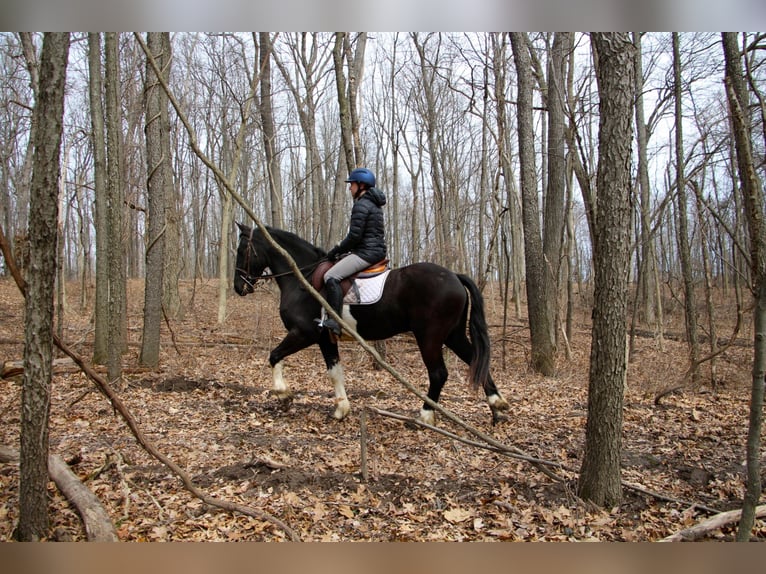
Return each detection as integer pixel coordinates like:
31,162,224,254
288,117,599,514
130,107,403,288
334,187,387,263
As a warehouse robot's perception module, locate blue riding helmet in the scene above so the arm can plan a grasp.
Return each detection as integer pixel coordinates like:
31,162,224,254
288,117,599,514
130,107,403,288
345,167,376,188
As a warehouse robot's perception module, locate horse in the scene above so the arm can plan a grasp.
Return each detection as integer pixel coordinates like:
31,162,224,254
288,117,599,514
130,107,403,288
233,222,509,425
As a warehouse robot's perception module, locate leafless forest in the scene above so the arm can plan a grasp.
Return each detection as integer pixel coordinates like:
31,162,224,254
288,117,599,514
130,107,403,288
1,32,765,541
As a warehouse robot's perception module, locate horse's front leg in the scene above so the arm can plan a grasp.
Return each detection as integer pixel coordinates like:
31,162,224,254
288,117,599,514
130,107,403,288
319,335,350,420
268,329,314,412
270,361,293,411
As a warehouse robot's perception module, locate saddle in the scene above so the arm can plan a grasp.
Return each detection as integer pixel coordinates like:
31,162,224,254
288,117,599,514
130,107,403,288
311,258,389,296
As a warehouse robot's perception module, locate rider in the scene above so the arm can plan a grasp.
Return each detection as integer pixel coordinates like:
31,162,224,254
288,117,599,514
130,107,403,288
319,167,387,336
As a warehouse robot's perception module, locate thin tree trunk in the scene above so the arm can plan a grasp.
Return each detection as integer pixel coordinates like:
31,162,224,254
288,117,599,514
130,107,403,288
673,33,701,384
257,32,284,228
543,32,570,350
633,32,659,329
104,32,125,384
511,32,555,376
140,32,168,367
88,33,109,365
18,32,69,541
722,31,766,542
160,32,182,321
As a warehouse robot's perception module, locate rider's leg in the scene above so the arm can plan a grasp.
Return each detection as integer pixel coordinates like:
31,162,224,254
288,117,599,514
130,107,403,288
319,254,371,335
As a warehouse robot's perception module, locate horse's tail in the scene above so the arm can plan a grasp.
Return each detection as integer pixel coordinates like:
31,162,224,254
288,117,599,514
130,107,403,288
457,274,491,393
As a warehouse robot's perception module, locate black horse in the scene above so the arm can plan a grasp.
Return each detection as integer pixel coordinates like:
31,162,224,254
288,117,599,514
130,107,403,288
233,223,509,424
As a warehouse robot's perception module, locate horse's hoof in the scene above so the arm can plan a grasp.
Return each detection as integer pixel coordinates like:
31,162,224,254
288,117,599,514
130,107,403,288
269,390,294,411
491,411,509,426
279,396,294,411
404,419,421,430
488,394,510,412
333,398,350,420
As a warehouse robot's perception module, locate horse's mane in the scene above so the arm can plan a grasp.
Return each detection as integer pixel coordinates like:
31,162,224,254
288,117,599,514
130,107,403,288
263,226,326,260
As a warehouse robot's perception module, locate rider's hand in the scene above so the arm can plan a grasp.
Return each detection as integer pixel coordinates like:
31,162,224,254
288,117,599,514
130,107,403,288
326,246,340,262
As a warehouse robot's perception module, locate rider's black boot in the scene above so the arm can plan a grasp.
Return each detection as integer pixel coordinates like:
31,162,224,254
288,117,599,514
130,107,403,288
321,278,343,336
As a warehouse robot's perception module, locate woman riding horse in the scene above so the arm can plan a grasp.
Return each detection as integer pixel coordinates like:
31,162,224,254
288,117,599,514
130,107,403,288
234,223,509,425
320,167,387,337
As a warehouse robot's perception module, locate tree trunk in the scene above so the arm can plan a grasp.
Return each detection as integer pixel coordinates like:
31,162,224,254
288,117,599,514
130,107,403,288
258,32,284,228
491,33,522,316
88,33,110,365
578,32,635,508
510,32,555,376
543,32,571,350
633,32,659,329
104,33,126,384
140,32,169,367
722,31,766,542
160,33,182,321
18,31,69,541
673,33,701,384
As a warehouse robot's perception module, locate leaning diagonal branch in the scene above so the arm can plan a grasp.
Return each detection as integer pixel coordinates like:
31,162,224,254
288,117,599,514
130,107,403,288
137,31,565,483
0,223,300,541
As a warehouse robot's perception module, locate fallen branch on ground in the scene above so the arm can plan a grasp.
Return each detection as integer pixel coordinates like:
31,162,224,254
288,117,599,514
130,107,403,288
659,504,766,542
0,225,300,542
0,445,119,541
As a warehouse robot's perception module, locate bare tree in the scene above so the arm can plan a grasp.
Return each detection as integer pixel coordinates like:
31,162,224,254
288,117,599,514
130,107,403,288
139,32,170,367
673,32,701,384
722,31,766,542
104,33,126,384
257,32,284,228
87,34,109,364
578,32,636,507
18,32,69,541
543,32,572,350
633,32,660,330
511,32,555,376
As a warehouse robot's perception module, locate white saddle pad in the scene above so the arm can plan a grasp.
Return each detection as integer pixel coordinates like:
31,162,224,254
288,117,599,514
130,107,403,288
343,269,391,305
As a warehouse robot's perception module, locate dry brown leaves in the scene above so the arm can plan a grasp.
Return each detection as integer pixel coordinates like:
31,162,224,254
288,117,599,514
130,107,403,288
0,278,763,541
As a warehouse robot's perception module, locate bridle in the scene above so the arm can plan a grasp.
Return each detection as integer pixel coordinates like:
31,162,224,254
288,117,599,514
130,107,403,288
236,227,324,288
235,226,260,290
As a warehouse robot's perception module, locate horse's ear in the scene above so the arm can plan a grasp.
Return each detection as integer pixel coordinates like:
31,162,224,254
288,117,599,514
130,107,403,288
236,221,248,234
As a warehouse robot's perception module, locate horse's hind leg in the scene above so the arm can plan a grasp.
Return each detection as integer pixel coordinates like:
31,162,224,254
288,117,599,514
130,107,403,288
445,332,509,423
415,338,449,426
319,336,350,420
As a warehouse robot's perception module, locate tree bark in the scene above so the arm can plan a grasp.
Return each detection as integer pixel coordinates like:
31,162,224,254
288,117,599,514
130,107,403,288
543,32,571,350
258,32,284,229
18,31,69,541
633,32,660,329
140,32,169,367
722,31,766,542
87,33,110,365
673,33,701,384
1,446,119,541
578,33,635,508
104,33,126,383
160,32,182,321
511,32,555,375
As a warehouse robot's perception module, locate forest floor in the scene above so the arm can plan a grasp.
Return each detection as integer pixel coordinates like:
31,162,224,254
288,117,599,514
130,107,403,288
0,276,763,541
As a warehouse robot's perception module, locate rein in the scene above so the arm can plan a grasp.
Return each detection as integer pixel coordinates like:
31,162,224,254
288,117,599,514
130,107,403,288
237,227,324,288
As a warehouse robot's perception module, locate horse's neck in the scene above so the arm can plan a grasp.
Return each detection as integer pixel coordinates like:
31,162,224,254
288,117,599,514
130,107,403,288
263,236,317,289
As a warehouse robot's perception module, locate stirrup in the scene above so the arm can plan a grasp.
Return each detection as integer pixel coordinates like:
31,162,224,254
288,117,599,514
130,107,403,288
323,318,342,336
314,317,341,336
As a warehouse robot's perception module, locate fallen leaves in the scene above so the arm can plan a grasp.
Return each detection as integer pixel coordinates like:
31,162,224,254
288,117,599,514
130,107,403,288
0,278,763,541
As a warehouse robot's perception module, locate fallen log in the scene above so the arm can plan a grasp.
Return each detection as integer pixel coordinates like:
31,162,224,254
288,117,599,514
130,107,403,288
0,445,119,541
659,504,766,542
2,357,107,379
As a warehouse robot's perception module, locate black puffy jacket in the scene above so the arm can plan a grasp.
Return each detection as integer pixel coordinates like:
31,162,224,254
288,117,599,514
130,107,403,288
334,187,387,263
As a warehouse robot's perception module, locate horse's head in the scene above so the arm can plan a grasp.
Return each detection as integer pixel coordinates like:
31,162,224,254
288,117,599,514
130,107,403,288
234,222,267,296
